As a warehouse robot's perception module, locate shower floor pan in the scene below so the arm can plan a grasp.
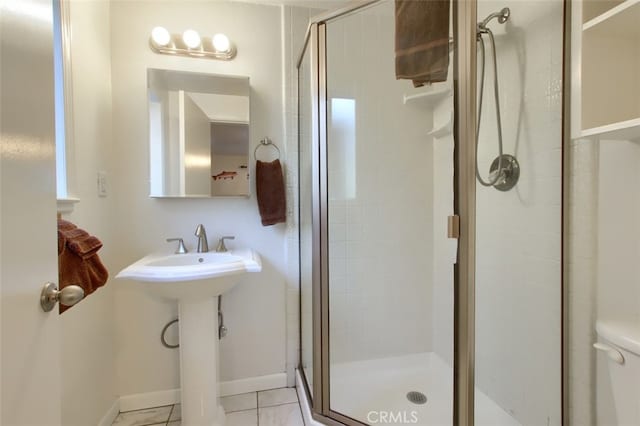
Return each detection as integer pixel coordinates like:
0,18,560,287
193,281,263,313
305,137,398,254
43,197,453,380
330,352,521,425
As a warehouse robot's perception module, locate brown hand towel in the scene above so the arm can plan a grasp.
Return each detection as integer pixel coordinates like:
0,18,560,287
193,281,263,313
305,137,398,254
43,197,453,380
67,235,103,260
57,219,108,313
256,159,286,226
395,0,451,87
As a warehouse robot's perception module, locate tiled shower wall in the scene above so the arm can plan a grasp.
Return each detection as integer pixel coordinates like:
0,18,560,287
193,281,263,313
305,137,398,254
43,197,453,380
433,11,566,426
473,1,564,425
283,5,318,386
324,1,434,364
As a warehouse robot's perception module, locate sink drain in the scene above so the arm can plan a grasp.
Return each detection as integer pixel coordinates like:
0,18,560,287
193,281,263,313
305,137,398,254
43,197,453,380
407,391,427,405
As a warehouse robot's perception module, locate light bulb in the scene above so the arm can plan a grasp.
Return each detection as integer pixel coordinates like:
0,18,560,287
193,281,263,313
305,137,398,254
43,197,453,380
212,33,230,53
151,26,171,46
182,29,201,49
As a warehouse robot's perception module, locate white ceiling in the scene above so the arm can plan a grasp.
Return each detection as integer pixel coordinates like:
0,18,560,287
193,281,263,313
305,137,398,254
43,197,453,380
228,0,355,11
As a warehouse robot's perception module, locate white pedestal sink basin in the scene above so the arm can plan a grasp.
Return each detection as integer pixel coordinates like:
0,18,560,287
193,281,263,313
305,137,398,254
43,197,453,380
116,249,261,426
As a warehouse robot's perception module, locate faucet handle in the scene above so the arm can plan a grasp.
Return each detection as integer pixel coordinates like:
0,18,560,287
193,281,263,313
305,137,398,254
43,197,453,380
216,236,235,253
166,238,188,254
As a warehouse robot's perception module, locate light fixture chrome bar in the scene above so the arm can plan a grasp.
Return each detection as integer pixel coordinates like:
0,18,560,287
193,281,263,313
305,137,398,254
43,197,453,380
149,34,236,60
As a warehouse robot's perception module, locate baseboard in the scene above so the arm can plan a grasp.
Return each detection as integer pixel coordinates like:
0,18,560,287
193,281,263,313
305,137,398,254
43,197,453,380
117,373,288,412
220,372,287,396
296,369,324,426
97,398,120,426
119,388,180,412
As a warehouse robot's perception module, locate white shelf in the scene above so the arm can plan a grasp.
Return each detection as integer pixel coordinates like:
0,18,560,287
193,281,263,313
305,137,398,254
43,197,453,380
583,0,640,37
57,197,80,215
428,111,453,138
581,117,640,140
403,87,452,107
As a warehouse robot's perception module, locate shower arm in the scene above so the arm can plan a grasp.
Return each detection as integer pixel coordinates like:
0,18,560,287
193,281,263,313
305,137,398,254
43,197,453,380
448,8,510,48
478,7,510,30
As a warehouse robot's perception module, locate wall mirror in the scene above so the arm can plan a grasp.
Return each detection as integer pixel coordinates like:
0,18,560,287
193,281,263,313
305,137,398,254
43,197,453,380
148,69,250,197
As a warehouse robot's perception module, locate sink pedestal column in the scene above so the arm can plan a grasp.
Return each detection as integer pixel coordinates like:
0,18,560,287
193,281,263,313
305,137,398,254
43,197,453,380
178,296,226,426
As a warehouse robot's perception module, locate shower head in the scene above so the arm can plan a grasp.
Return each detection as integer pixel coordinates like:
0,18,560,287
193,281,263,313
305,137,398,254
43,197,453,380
478,7,510,30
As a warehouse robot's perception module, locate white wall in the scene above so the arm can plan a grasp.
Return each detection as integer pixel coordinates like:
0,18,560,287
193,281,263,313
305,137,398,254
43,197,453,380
109,0,287,398
183,93,212,196
568,138,598,426
568,119,640,426
323,0,434,364
597,139,640,326
61,1,118,425
189,93,250,122
473,1,563,425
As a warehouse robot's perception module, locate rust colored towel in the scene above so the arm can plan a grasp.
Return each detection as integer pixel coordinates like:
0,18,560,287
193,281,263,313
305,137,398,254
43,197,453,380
256,159,286,226
57,219,108,313
395,0,451,87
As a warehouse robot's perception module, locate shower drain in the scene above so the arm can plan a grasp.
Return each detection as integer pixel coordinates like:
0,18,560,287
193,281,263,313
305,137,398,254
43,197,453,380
406,391,427,405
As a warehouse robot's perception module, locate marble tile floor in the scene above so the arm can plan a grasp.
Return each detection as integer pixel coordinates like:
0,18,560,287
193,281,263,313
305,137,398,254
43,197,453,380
112,387,304,426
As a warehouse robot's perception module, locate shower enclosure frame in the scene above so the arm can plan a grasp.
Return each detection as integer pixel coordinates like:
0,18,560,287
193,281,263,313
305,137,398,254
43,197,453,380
296,0,570,424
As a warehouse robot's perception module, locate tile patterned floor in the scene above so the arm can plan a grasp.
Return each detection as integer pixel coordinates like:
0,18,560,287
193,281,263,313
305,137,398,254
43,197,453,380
112,387,304,426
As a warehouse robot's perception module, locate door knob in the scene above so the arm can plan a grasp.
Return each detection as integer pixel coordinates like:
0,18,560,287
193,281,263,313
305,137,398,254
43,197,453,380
40,282,84,312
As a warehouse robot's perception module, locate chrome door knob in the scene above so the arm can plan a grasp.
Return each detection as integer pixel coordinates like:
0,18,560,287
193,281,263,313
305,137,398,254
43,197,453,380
40,282,84,312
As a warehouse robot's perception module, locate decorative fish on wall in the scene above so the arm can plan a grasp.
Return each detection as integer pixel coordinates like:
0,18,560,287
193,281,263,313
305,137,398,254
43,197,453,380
212,171,238,181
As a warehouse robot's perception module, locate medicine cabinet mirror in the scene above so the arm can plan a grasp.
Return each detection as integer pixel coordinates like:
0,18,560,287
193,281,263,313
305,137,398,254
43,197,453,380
148,69,250,197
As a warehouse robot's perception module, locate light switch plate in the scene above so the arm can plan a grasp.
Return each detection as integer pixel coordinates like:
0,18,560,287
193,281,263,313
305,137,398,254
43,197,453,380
97,171,107,197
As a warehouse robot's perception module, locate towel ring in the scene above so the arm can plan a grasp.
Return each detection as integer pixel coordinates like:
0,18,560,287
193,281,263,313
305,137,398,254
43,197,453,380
254,137,280,161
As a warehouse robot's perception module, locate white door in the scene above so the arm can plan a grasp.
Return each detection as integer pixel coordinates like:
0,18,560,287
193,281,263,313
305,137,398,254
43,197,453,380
1,1,62,425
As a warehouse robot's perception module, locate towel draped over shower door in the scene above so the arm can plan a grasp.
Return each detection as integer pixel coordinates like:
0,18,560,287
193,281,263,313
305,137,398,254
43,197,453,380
395,0,451,87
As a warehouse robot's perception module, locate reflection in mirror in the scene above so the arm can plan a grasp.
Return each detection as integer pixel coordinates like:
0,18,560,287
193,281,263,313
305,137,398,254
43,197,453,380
148,69,250,197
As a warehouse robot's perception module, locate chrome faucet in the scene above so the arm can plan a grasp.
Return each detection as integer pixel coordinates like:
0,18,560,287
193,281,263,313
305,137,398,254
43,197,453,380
215,236,235,253
194,224,209,253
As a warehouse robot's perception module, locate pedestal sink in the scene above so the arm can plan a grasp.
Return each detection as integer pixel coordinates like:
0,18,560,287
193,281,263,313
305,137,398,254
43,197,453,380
116,249,261,426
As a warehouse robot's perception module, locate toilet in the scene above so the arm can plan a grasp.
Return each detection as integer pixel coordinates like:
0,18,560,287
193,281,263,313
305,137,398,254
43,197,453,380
595,320,640,426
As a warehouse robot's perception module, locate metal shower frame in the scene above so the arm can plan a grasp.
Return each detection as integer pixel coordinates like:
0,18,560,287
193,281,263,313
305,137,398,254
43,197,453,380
295,0,571,424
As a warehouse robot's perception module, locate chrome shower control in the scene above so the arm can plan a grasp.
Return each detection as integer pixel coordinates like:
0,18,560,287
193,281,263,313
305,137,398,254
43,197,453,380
489,154,520,191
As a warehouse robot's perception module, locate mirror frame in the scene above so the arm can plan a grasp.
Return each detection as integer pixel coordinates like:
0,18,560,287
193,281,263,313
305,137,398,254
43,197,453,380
146,69,251,199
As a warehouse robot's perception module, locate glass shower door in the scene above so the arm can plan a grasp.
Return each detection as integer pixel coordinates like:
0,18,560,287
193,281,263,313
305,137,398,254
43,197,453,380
473,1,564,425
298,28,315,401
296,0,565,424
323,1,457,424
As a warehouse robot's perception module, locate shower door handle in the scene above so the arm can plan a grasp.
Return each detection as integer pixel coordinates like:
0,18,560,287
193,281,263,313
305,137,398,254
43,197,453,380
447,215,459,239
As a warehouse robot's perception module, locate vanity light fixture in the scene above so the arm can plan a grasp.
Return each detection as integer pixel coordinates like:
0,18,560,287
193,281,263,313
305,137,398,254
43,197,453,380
182,29,201,49
151,26,171,47
149,27,236,60
212,33,230,53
